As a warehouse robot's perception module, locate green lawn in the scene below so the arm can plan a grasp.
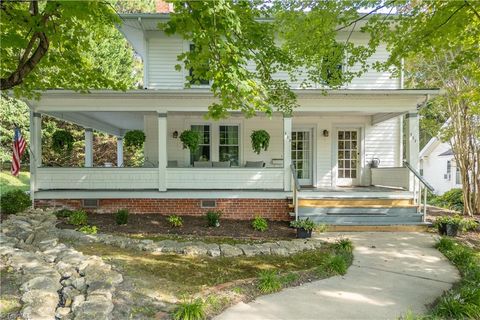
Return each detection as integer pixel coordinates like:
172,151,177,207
0,170,30,194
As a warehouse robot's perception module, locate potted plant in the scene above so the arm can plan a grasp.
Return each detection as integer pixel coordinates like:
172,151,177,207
435,215,462,237
251,130,270,154
51,130,74,154
124,130,146,148
290,218,316,239
180,130,201,151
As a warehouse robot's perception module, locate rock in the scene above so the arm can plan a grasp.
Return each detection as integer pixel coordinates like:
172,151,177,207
182,244,208,256
55,307,71,318
220,244,244,257
270,245,289,256
20,276,62,293
21,290,58,320
71,295,85,312
237,244,268,257
72,277,86,291
74,294,114,320
25,233,35,244
206,244,221,257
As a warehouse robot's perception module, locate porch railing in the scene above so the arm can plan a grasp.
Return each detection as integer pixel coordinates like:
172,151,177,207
404,160,435,221
290,164,301,221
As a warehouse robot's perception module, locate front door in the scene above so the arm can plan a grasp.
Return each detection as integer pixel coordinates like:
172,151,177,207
336,128,360,186
292,129,313,186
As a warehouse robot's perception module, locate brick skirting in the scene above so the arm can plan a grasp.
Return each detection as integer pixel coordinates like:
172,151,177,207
34,198,291,221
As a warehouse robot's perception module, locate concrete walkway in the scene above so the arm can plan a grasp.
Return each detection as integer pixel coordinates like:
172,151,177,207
216,232,459,320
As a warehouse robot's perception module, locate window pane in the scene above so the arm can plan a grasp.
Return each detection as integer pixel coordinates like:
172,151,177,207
219,126,239,166
191,146,210,162
219,146,239,166
191,125,210,164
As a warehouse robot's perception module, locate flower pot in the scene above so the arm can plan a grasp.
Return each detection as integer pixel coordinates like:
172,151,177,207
296,228,312,239
437,222,448,236
446,224,459,237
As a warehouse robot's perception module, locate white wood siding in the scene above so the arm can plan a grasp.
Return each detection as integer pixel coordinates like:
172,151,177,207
371,167,409,189
167,168,284,189
365,117,401,168
420,142,460,195
36,168,159,189
145,31,399,90
144,114,159,165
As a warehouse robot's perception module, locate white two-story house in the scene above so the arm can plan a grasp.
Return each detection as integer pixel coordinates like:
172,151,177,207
27,9,438,225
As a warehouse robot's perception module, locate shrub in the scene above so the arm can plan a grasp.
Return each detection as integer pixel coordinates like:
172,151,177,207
167,214,183,228
315,224,329,233
115,209,129,225
78,225,98,234
334,238,354,254
173,297,205,320
205,210,222,227
320,254,348,276
54,208,73,218
68,210,88,226
251,216,268,232
290,218,316,231
257,270,282,293
0,189,30,214
431,188,464,212
461,218,479,232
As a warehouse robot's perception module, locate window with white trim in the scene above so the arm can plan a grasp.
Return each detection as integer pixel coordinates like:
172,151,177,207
455,167,461,185
219,125,239,166
190,125,210,164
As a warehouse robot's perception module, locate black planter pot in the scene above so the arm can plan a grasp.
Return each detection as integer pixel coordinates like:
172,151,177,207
446,224,459,237
438,222,448,236
296,228,312,239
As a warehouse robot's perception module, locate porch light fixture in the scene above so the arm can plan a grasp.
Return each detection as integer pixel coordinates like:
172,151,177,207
172,130,179,139
323,130,329,137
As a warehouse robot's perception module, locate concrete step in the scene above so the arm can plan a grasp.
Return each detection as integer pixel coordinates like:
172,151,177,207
298,198,414,208
296,213,424,225
326,223,431,232
298,206,419,215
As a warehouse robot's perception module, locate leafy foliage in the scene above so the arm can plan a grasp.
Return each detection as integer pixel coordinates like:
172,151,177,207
78,225,98,235
173,297,205,320
320,254,349,276
51,130,74,154
430,189,464,212
0,189,30,214
250,130,270,154
115,209,129,225
251,216,268,232
167,215,183,228
205,210,222,227
334,239,354,254
257,270,282,294
124,130,146,149
290,218,316,231
0,96,29,163
68,210,88,226
180,130,201,151
54,208,73,218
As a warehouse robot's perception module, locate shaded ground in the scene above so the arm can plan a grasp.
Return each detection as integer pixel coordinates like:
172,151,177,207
73,242,343,319
217,232,459,320
58,213,296,240
0,261,22,320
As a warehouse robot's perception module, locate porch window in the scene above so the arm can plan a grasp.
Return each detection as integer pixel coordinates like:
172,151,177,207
219,125,239,166
190,125,210,164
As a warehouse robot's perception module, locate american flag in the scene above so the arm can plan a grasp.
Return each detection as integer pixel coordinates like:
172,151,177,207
11,127,26,176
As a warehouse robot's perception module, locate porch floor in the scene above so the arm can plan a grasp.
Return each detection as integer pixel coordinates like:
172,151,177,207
299,186,412,199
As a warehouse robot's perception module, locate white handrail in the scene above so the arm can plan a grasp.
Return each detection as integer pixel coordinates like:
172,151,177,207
403,160,434,222
290,164,301,221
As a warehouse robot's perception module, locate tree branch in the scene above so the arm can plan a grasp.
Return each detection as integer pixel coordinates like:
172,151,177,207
336,0,396,32
464,0,480,20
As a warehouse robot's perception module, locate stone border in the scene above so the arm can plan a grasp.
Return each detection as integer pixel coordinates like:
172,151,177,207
1,210,122,320
56,228,324,257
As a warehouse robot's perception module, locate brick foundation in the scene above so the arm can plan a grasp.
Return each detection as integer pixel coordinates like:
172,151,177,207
34,198,291,221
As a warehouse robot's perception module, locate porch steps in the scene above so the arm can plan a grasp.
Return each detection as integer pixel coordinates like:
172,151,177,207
325,223,431,232
298,198,414,208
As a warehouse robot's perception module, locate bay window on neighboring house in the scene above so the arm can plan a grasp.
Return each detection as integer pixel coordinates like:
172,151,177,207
190,125,211,164
219,125,239,166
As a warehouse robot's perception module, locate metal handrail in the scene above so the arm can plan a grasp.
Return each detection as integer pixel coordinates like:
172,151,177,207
403,160,434,222
290,164,301,221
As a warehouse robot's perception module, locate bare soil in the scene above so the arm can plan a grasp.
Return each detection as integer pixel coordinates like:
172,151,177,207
57,213,296,240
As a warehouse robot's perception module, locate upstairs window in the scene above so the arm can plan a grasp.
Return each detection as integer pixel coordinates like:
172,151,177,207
189,44,210,86
219,125,239,166
190,125,210,164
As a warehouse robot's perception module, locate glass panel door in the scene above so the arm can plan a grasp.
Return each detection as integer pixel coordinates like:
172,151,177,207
336,128,359,186
292,129,313,186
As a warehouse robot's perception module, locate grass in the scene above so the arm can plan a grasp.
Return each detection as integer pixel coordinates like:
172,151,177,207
74,240,353,318
0,170,29,194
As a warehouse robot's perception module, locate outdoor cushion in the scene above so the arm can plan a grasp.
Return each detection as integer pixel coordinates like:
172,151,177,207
212,161,230,168
245,161,264,168
168,160,178,168
194,161,212,168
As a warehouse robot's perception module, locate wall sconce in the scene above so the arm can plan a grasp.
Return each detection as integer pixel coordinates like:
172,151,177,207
172,131,178,139
323,130,329,137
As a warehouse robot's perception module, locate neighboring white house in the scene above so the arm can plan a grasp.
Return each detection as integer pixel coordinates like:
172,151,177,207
420,137,462,195
25,8,439,225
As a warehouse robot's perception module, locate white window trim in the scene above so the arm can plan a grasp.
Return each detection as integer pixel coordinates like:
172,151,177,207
219,124,241,167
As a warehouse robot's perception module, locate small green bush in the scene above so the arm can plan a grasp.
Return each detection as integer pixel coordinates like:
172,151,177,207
173,297,205,320
430,188,464,212
257,270,282,293
78,225,98,234
0,189,30,214
115,209,129,225
68,210,88,226
334,238,354,254
280,272,299,286
54,208,73,218
205,210,222,227
167,214,183,228
321,254,348,276
251,216,268,232
290,218,316,231
435,237,456,251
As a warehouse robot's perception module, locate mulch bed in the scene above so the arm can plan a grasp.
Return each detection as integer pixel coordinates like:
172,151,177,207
57,213,296,240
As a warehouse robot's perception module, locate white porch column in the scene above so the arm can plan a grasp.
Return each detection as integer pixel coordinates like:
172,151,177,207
158,113,167,191
405,112,419,191
84,128,93,167
283,115,292,191
30,112,42,193
116,137,123,167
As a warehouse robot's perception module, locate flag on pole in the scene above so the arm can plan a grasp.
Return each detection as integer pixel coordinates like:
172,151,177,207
11,127,26,176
